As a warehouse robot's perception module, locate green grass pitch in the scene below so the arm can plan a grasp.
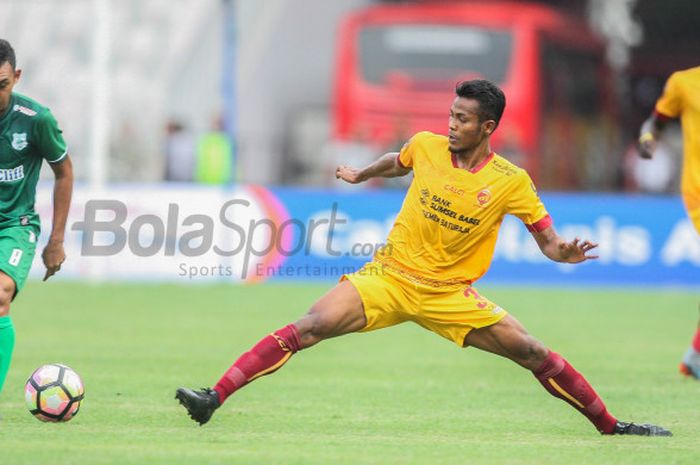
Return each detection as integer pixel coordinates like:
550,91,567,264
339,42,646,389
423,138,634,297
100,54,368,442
0,281,698,465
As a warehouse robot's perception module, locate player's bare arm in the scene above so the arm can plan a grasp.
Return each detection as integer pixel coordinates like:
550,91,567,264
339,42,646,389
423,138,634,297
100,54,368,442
42,155,74,281
531,226,599,263
336,152,411,184
638,114,668,159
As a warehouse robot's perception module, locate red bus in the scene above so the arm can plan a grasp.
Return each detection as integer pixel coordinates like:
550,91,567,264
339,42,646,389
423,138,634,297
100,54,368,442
332,2,619,190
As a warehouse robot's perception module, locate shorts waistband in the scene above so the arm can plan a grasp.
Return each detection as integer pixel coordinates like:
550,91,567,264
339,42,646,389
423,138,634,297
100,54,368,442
374,256,471,289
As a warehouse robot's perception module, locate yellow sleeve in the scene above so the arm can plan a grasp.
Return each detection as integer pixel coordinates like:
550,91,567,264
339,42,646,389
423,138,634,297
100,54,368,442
396,141,413,168
655,72,683,119
397,132,429,168
506,171,552,233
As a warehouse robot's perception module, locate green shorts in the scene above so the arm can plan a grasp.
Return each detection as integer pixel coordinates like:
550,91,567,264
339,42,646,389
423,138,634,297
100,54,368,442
0,226,38,297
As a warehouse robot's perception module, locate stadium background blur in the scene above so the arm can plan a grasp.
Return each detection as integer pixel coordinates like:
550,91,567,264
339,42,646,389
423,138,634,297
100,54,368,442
0,1,699,464
1,0,697,188
0,0,697,285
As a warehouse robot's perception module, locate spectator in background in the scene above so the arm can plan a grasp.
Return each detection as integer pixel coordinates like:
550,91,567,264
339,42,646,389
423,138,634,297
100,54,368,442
195,117,234,185
164,120,196,182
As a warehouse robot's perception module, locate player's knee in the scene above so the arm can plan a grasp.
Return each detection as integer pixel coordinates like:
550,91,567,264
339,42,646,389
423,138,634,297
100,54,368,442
0,274,15,316
513,336,548,369
308,311,335,340
524,338,548,367
296,307,334,348
0,284,13,316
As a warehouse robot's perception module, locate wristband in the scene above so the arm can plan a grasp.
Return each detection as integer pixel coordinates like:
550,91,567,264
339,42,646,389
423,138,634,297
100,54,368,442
639,132,655,144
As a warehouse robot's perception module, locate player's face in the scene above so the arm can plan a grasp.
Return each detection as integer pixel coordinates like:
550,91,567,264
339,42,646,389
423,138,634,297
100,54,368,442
448,97,494,153
0,61,21,114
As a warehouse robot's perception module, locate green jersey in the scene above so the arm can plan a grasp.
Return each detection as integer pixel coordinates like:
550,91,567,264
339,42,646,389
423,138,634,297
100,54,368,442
0,92,67,230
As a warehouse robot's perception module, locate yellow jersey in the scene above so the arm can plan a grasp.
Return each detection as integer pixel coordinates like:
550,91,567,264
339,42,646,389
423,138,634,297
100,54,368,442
655,66,700,208
375,131,550,285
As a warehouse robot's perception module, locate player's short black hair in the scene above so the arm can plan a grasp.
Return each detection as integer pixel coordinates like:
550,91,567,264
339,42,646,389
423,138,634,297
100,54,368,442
455,80,506,128
0,39,16,70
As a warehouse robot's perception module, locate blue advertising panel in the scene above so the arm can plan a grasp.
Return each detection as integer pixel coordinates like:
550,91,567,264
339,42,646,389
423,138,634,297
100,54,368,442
265,188,700,287
38,185,699,286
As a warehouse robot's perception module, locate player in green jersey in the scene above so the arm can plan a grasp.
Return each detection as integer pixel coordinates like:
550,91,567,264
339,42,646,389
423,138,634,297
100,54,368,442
0,39,74,394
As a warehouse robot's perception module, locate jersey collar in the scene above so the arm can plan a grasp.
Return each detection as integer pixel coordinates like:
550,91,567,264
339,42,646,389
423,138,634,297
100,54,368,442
451,151,495,174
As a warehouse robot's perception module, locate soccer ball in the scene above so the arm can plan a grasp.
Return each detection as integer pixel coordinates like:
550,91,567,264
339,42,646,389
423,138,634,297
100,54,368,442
25,364,85,422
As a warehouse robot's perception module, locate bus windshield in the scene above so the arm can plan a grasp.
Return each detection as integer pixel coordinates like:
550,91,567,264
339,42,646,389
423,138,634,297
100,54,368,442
358,24,513,85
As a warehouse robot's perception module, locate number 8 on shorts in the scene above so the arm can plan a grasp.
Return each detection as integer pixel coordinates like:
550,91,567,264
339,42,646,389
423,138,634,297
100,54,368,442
8,249,23,267
0,227,38,295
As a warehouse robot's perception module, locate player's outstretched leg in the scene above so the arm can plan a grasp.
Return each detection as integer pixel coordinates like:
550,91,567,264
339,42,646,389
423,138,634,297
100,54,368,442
679,314,700,379
176,280,366,425
465,314,672,436
533,351,671,436
176,323,301,425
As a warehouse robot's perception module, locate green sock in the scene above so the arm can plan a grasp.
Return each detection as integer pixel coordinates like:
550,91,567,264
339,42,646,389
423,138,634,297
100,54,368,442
0,316,15,393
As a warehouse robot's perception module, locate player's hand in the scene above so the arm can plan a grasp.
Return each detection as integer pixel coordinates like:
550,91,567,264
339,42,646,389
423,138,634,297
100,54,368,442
335,165,367,184
638,136,656,159
42,240,66,281
558,237,599,263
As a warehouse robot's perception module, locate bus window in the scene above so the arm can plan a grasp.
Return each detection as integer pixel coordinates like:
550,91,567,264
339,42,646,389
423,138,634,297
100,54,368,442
359,25,513,86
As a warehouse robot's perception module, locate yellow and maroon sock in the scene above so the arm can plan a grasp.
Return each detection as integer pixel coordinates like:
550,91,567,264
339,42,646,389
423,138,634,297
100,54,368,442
533,351,617,434
692,328,700,352
213,324,301,404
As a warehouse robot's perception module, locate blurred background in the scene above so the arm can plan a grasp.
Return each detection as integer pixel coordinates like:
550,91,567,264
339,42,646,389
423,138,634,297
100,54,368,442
1,0,698,284
2,0,698,192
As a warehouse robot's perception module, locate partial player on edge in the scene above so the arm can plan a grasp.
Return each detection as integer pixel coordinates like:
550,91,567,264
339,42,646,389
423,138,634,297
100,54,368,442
0,39,74,397
638,65,700,380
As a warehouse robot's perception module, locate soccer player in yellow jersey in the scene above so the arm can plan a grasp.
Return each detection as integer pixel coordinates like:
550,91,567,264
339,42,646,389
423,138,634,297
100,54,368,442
177,80,670,436
639,66,700,379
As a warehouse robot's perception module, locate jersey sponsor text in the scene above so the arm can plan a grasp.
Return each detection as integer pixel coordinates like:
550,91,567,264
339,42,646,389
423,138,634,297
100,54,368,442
0,165,25,182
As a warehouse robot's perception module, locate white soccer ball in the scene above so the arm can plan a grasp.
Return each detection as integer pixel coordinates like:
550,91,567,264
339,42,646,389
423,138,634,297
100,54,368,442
25,364,85,422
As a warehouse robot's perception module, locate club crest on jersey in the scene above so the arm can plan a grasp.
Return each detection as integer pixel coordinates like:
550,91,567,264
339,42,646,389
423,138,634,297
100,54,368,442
11,133,28,151
475,189,492,207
